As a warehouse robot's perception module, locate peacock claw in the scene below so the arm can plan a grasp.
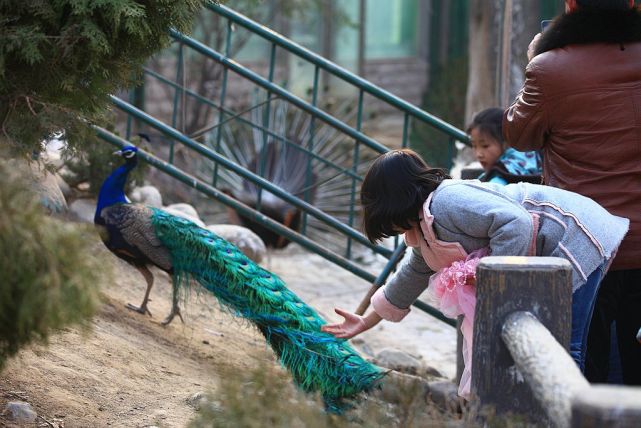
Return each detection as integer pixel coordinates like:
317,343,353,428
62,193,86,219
161,306,184,326
126,303,153,317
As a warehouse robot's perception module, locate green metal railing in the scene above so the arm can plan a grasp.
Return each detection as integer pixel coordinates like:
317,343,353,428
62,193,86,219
111,96,392,258
206,3,469,144
106,5,468,327
97,127,455,327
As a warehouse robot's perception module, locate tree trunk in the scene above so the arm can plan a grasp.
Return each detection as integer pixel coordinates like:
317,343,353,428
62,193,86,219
456,0,542,174
456,0,501,171
464,0,500,125
508,0,542,103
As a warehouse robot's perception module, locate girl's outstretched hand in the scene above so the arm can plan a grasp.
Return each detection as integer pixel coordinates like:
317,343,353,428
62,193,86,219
321,308,379,339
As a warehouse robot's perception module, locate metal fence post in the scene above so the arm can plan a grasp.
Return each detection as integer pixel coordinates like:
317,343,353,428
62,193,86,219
472,256,573,422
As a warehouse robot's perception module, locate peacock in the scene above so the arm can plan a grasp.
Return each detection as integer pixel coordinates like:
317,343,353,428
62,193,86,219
93,145,384,411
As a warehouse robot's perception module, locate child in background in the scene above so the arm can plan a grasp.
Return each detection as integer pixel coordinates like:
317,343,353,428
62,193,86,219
321,149,628,398
468,107,542,185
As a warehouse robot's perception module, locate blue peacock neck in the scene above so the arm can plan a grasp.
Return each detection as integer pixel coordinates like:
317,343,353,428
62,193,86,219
94,157,137,224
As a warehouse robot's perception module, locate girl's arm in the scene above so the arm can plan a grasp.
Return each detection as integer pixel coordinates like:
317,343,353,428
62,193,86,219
377,247,433,315
323,248,433,340
321,309,382,339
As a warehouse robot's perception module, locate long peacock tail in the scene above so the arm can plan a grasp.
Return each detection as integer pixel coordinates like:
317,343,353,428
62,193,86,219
149,208,384,411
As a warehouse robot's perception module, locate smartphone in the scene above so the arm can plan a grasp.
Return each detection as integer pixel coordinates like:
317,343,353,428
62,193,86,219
541,20,553,32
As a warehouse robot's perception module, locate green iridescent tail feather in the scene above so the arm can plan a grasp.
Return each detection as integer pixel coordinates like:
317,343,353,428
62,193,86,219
150,209,384,411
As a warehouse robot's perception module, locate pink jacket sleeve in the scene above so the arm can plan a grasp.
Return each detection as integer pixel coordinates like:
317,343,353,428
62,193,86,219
371,287,411,322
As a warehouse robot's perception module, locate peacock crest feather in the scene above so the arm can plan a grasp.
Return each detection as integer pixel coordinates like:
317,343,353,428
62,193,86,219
149,205,384,411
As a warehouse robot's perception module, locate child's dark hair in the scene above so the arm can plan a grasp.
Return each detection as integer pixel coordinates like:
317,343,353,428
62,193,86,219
466,107,504,145
361,149,450,243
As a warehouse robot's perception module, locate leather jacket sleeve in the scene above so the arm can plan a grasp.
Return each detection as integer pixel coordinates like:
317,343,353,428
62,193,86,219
503,60,549,151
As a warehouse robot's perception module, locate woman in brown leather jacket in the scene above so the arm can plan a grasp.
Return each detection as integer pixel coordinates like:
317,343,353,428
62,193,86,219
503,0,641,385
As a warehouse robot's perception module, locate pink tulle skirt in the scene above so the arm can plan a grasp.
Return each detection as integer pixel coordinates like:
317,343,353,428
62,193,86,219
424,248,490,399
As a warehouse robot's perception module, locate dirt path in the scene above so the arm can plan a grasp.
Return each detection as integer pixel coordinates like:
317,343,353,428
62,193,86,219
0,241,456,427
0,247,276,427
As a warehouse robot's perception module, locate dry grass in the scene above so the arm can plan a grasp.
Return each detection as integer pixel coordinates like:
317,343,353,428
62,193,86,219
187,363,538,427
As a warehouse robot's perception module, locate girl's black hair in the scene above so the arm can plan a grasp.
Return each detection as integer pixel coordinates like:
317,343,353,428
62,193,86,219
361,149,450,243
466,107,504,145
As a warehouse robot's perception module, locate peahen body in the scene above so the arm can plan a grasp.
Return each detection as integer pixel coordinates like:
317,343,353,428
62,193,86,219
94,145,383,410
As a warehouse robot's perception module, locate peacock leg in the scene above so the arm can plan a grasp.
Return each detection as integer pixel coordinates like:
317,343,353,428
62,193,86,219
161,277,184,326
126,264,154,317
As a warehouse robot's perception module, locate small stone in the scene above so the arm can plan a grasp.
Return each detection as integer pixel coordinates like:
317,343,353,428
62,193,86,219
374,348,423,375
4,401,37,424
130,186,163,208
55,174,72,198
186,392,208,410
202,340,210,345
153,409,167,420
163,203,203,226
69,198,96,223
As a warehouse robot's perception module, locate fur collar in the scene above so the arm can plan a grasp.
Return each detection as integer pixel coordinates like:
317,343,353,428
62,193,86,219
535,7,641,55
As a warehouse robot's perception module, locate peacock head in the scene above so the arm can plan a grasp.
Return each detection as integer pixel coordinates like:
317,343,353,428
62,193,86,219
114,145,139,162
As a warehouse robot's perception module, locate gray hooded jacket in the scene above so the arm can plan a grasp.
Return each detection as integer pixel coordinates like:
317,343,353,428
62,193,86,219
382,179,629,313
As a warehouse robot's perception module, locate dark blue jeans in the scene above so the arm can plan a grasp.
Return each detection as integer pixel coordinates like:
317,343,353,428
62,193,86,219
585,268,641,385
570,263,606,371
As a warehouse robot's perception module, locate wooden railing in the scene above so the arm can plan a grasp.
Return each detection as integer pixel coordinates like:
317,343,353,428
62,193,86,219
472,257,641,427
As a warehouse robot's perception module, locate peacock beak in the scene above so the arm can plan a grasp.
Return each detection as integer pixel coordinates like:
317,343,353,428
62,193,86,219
113,150,123,156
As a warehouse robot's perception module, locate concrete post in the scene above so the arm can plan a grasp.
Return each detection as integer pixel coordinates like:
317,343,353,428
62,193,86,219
571,385,641,428
472,256,573,422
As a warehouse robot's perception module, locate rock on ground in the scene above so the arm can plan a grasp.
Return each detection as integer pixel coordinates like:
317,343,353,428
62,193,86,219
3,401,37,424
27,162,68,215
69,198,96,223
130,185,163,208
163,203,205,227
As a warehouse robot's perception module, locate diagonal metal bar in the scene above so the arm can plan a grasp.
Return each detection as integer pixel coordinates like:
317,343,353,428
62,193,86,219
205,3,470,145
143,67,364,183
94,126,379,282
169,29,391,155
110,95,393,258
96,126,453,327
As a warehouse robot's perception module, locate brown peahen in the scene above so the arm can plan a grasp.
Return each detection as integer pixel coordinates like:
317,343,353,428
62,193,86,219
93,145,383,411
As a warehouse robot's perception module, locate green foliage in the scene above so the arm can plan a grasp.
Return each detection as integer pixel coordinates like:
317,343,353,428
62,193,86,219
0,160,107,370
63,131,150,195
189,364,333,428
188,364,397,428
0,0,204,157
188,364,534,427
410,56,468,170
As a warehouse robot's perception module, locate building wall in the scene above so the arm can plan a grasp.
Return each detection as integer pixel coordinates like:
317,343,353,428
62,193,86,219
140,0,431,139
